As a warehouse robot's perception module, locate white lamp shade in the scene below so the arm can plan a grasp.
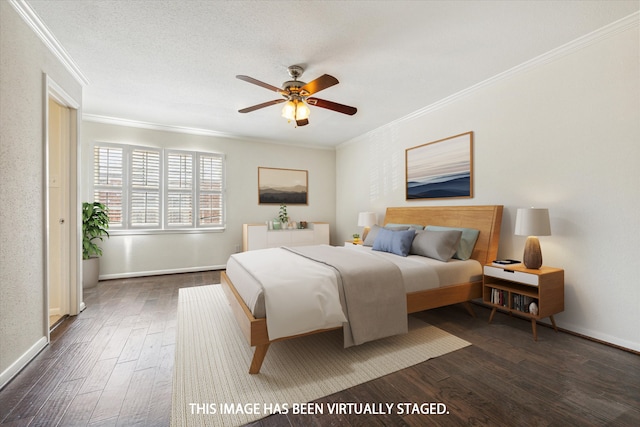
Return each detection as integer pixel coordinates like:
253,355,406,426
281,101,296,120
515,208,551,236
357,212,377,227
296,101,310,120
281,100,310,121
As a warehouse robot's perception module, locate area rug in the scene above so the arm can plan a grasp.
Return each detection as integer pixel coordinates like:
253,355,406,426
171,285,470,427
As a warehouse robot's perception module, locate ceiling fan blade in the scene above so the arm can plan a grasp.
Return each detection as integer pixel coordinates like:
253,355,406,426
238,99,285,113
236,75,285,94
307,97,357,115
296,119,309,127
300,74,339,96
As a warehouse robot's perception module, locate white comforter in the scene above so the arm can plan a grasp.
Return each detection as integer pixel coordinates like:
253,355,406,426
229,248,347,340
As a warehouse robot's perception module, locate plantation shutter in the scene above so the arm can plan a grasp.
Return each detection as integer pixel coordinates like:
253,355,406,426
93,145,123,226
130,148,161,227
166,151,193,227
198,153,224,227
93,142,225,231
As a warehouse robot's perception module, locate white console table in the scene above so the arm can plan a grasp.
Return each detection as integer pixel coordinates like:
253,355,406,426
242,222,330,251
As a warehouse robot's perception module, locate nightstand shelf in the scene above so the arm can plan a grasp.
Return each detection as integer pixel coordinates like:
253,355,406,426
483,265,564,341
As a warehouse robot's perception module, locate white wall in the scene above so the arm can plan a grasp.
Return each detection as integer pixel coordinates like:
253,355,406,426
81,120,336,278
0,2,83,383
336,20,640,351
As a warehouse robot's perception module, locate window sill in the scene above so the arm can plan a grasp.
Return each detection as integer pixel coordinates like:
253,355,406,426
108,228,225,236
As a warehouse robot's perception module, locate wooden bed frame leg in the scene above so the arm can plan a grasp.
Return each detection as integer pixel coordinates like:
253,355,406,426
462,301,476,318
249,343,270,374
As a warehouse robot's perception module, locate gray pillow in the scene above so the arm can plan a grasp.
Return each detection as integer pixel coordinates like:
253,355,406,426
425,225,480,260
363,224,409,246
410,229,463,262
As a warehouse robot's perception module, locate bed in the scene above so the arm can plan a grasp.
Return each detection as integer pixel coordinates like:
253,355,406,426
221,205,503,374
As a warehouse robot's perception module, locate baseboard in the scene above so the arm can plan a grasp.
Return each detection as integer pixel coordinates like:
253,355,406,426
48,307,61,316
551,323,640,355
99,264,226,281
0,336,48,390
471,301,639,355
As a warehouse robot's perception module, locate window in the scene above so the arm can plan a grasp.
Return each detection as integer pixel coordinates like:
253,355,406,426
131,148,161,227
198,154,224,226
94,146,124,226
166,151,193,227
93,143,225,231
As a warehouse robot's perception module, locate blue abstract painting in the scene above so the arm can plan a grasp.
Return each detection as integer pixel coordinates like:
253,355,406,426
406,132,473,200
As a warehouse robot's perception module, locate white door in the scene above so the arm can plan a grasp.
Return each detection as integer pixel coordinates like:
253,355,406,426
44,75,81,339
47,98,70,328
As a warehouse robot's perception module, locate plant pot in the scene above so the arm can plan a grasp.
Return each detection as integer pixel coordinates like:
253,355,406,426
82,257,100,289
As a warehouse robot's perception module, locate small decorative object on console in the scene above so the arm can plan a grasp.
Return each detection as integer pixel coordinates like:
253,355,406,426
278,203,289,225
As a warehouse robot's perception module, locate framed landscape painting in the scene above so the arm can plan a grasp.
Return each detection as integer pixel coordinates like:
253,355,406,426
258,167,308,204
405,132,473,200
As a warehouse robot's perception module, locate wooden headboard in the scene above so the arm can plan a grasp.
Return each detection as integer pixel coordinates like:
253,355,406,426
383,205,503,266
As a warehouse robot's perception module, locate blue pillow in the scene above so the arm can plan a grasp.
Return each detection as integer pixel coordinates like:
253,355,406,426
425,225,480,260
363,224,409,246
372,228,416,257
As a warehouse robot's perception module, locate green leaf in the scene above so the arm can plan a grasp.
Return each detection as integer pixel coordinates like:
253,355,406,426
82,202,110,259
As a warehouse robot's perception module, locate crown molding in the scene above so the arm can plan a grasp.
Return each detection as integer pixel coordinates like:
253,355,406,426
9,0,89,86
397,11,639,124
83,114,335,151
84,114,240,138
339,11,639,149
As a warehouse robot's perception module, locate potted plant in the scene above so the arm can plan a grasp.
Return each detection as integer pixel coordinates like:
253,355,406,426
352,233,361,243
82,202,110,289
278,203,289,228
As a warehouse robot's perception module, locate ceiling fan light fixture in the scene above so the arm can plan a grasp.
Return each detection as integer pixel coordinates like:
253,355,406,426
296,101,310,120
281,99,310,122
238,66,357,125
281,100,296,120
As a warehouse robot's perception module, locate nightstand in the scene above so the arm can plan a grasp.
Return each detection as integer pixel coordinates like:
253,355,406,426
344,240,363,246
483,264,564,341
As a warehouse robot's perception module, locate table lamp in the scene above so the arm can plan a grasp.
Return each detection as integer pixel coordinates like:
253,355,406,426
357,212,377,242
515,208,551,269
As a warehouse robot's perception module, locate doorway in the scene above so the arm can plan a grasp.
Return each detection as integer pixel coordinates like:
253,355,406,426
45,75,81,337
47,98,70,328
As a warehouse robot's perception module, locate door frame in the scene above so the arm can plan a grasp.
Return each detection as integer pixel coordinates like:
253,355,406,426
44,74,81,341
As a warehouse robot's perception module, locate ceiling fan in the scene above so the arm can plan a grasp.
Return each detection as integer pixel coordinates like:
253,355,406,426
236,65,357,127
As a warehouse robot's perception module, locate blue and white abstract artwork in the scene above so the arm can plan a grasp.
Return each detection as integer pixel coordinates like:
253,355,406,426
406,132,473,200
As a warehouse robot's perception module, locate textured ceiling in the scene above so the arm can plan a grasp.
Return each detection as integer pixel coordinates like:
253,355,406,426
26,0,639,147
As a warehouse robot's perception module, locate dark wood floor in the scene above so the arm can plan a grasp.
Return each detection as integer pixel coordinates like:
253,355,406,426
1,272,638,426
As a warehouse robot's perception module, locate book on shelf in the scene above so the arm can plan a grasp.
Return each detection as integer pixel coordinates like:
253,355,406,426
492,259,521,267
512,294,537,313
490,288,509,307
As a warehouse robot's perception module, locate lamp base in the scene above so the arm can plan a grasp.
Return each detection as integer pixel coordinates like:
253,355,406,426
523,236,543,269
362,227,371,242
